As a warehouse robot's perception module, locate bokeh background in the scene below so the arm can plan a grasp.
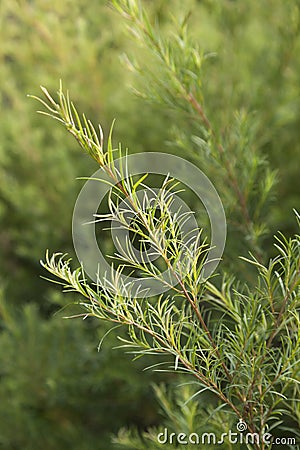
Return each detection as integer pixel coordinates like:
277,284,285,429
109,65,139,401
0,0,299,449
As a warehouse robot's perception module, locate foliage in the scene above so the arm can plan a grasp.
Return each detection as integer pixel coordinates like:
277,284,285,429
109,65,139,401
32,79,300,449
0,291,162,450
1,0,300,449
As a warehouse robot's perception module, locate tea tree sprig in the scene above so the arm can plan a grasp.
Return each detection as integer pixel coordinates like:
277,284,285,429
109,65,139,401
31,84,300,447
32,84,234,389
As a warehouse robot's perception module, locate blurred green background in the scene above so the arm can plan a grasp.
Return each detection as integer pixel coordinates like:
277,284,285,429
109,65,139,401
0,0,299,449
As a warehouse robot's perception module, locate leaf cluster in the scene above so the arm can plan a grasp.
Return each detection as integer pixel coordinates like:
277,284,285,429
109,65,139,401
32,84,300,448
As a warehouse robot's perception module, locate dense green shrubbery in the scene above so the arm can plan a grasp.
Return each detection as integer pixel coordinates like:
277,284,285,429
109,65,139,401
0,293,162,450
0,1,299,449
